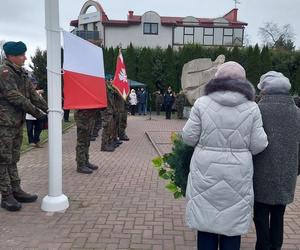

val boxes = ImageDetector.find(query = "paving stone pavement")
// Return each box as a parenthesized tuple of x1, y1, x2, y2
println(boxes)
(0, 115, 299, 250)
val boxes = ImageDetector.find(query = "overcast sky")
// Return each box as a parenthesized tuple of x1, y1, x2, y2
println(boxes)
(1, 0, 299, 69)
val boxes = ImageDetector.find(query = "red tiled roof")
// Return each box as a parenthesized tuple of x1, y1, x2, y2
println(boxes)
(70, 8, 247, 28)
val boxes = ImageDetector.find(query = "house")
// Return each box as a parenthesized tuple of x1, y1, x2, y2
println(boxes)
(70, 0, 247, 48)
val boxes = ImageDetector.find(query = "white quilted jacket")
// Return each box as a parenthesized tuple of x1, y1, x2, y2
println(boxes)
(182, 90, 268, 236)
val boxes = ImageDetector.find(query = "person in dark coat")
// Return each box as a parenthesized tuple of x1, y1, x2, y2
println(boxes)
(164, 86, 175, 119)
(138, 88, 147, 115)
(253, 71, 300, 250)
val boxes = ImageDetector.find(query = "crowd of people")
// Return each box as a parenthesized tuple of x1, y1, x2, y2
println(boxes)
(1, 40, 300, 250)
(127, 85, 188, 120)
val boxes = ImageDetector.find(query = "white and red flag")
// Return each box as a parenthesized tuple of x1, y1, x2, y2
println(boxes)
(63, 31, 107, 109)
(113, 51, 130, 100)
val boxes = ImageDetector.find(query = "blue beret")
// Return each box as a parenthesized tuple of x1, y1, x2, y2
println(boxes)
(3, 41, 27, 56)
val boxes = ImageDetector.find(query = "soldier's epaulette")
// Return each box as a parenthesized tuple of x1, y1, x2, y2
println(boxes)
(0, 66, 9, 80)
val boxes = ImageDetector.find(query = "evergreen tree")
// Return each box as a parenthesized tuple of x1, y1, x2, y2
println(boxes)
(152, 47, 164, 88)
(227, 46, 242, 63)
(245, 45, 261, 88)
(260, 46, 272, 75)
(272, 51, 291, 80)
(163, 46, 177, 91)
(103, 47, 115, 76)
(294, 66, 300, 95)
(30, 48, 47, 90)
(124, 43, 137, 80)
(136, 47, 154, 92)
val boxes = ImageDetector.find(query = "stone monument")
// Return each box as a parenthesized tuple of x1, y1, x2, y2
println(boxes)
(181, 55, 225, 105)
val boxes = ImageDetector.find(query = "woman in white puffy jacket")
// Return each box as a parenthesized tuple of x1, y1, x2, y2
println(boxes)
(129, 89, 137, 115)
(182, 61, 268, 250)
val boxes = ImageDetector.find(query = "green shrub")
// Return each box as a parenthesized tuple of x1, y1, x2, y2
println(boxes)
(152, 133, 194, 199)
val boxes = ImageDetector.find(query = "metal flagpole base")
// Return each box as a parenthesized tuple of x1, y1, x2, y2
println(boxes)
(41, 194, 69, 212)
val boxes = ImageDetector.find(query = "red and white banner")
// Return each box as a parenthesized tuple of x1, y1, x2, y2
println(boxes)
(113, 51, 130, 100)
(63, 32, 107, 109)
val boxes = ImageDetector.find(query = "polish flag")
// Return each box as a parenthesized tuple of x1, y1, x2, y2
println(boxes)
(63, 32, 107, 109)
(113, 51, 130, 100)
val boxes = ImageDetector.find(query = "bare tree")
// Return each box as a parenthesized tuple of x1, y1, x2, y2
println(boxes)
(0, 40, 6, 64)
(258, 22, 295, 50)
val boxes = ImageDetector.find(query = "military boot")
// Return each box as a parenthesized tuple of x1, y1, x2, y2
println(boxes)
(101, 144, 115, 152)
(13, 187, 38, 203)
(114, 139, 123, 147)
(119, 134, 129, 141)
(77, 165, 93, 174)
(1, 193, 22, 211)
(87, 162, 98, 170)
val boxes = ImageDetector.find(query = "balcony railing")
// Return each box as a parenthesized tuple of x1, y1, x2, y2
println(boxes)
(72, 30, 101, 41)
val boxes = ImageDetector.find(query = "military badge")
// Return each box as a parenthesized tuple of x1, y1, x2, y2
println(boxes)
(1, 68, 9, 79)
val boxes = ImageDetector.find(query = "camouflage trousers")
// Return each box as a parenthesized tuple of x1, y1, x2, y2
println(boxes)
(101, 109, 114, 146)
(156, 103, 162, 115)
(0, 126, 22, 195)
(177, 107, 184, 119)
(117, 111, 127, 138)
(91, 110, 102, 137)
(75, 118, 95, 168)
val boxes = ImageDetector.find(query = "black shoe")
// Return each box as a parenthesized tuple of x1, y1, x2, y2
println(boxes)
(87, 162, 98, 170)
(101, 144, 115, 152)
(77, 165, 93, 174)
(1, 194, 22, 211)
(115, 140, 123, 145)
(119, 135, 129, 141)
(13, 189, 38, 203)
(90, 137, 96, 141)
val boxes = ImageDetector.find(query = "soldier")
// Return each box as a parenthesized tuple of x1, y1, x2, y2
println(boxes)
(115, 92, 129, 141)
(175, 90, 186, 119)
(0, 41, 48, 212)
(153, 90, 163, 115)
(90, 109, 102, 141)
(75, 108, 98, 174)
(101, 81, 116, 152)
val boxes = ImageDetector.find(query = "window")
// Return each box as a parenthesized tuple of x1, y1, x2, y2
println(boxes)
(144, 23, 158, 35)
(174, 27, 184, 44)
(194, 28, 204, 44)
(203, 28, 213, 45)
(214, 28, 223, 45)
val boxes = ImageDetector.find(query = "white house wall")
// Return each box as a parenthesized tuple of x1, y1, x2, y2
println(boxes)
(105, 25, 173, 48)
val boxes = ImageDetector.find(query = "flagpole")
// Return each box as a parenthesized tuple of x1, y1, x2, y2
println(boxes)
(41, 0, 69, 212)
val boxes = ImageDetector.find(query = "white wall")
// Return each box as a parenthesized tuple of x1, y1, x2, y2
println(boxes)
(105, 25, 173, 48)
(105, 11, 173, 48)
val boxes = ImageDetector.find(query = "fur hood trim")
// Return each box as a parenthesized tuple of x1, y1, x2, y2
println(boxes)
(204, 77, 255, 101)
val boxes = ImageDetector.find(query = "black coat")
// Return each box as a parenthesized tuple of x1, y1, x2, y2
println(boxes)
(253, 94, 300, 205)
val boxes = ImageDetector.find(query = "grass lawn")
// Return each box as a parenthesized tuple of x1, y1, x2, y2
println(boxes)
(21, 112, 75, 152)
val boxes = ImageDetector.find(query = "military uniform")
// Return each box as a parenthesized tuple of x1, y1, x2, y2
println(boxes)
(175, 91, 186, 119)
(75, 109, 98, 174)
(101, 83, 116, 151)
(90, 109, 102, 140)
(154, 91, 163, 115)
(115, 93, 129, 141)
(0, 59, 48, 211)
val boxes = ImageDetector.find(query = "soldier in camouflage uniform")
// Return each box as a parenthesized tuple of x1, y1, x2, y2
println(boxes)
(90, 109, 102, 141)
(115, 92, 129, 141)
(0, 41, 48, 211)
(153, 90, 164, 115)
(101, 82, 116, 152)
(175, 90, 186, 119)
(75, 108, 99, 174)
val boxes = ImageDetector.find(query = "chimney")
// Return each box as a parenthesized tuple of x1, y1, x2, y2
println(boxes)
(128, 10, 134, 18)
